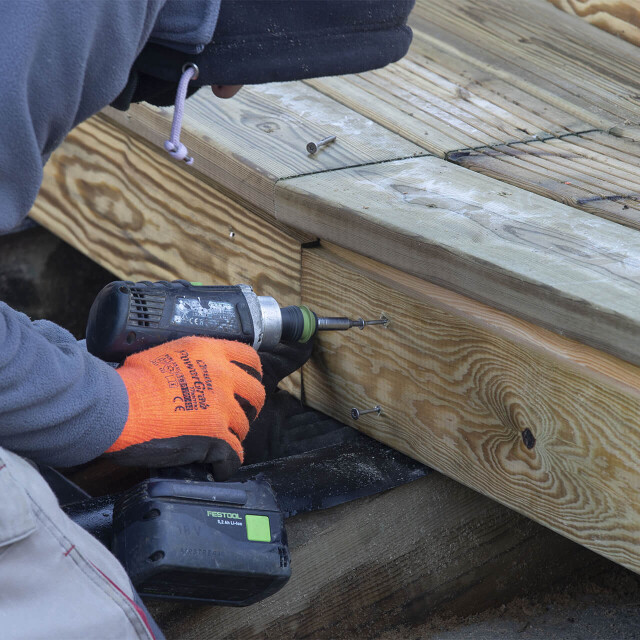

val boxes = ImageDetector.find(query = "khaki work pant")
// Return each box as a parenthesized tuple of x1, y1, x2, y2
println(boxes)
(0, 446, 161, 640)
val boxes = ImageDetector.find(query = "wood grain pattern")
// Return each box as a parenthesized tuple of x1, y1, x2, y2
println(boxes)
(308, 0, 640, 156)
(547, 0, 640, 47)
(308, 54, 582, 157)
(104, 81, 425, 215)
(610, 124, 640, 141)
(149, 474, 591, 639)
(34, 115, 301, 301)
(301, 244, 640, 573)
(276, 155, 640, 367)
(32, 115, 305, 394)
(307, 38, 586, 156)
(410, 0, 640, 129)
(450, 131, 640, 230)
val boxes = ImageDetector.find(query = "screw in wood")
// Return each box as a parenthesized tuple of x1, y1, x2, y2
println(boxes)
(306, 135, 337, 154)
(350, 405, 382, 420)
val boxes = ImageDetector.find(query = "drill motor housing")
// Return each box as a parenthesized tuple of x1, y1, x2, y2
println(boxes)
(86, 279, 383, 363)
(86, 280, 289, 361)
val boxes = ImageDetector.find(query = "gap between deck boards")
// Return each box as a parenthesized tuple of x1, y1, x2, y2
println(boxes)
(276, 126, 612, 190)
(444, 128, 603, 162)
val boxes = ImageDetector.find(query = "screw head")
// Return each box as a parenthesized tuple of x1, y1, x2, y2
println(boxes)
(306, 142, 318, 154)
(350, 408, 360, 420)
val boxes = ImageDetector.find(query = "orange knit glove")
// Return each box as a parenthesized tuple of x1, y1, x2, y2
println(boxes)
(106, 336, 265, 480)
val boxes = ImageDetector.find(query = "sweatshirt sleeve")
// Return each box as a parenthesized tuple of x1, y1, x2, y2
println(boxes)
(0, 0, 166, 233)
(0, 0, 221, 233)
(0, 303, 128, 466)
(0, 1, 220, 465)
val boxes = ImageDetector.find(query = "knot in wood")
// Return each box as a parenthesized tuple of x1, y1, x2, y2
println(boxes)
(257, 121, 280, 134)
(521, 428, 536, 450)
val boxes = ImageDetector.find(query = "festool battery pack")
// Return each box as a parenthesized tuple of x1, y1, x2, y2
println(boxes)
(111, 477, 290, 605)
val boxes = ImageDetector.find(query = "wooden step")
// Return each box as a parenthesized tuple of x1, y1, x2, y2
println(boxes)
(103, 81, 425, 215)
(300, 243, 640, 573)
(276, 155, 640, 367)
(33, 116, 303, 302)
(450, 130, 640, 230)
(308, 0, 640, 156)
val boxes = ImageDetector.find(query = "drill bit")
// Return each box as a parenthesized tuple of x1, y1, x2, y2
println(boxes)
(316, 316, 388, 331)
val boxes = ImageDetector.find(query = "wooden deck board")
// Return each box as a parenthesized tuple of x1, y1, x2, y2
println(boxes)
(450, 131, 640, 230)
(104, 81, 425, 215)
(307, 34, 588, 156)
(276, 155, 640, 367)
(412, 0, 640, 128)
(33, 116, 302, 302)
(308, 0, 640, 156)
(301, 244, 640, 573)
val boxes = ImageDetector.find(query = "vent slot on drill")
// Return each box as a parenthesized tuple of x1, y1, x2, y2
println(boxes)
(127, 288, 165, 328)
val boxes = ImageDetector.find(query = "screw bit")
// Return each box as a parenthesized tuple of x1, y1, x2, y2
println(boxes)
(316, 316, 388, 331)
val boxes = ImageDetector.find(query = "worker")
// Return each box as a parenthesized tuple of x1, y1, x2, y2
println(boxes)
(0, 1, 414, 638)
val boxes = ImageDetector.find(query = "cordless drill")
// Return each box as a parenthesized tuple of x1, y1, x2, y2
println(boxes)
(83, 280, 384, 605)
(86, 280, 385, 362)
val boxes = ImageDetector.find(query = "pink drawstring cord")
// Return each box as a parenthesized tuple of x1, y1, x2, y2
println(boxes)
(164, 63, 199, 165)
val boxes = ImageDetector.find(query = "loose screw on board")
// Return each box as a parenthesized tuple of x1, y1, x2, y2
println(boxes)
(350, 405, 382, 420)
(306, 135, 336, 154)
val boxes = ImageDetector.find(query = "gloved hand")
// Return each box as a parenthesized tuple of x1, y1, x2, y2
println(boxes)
(106, 336, 265, 480)
(242, 338, 360, 465)
(242, 339, 315, 464)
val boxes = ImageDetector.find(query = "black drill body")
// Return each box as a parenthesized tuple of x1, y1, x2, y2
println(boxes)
(86, 280, 310, 361)
(86, 280, 385, 362)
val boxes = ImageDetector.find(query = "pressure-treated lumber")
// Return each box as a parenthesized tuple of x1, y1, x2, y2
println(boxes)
(546, 0, 640, 48)
(307, 51, 584, 157)
(409, 0, 640, 128)
(103, 81, 425, 215)
(276, 156, 640, 367)
(300, 244, 640, 574)
(308, 0, 640, 156)
(148, 473, 591, 640)
(33, 115, 302, 304)
(449, 131, 640, 230)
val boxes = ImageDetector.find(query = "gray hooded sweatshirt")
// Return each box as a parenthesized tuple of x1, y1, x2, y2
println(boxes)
(0, 0, 220, 466)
